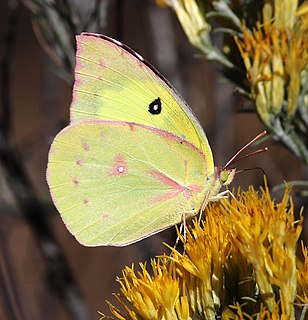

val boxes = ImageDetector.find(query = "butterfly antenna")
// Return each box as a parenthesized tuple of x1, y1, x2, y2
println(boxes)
(235, 166, 266, 176)
(224, 131, 267, 168)
(226, 147, 268, 168)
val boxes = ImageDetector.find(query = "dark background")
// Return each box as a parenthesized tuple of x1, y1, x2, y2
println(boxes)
(0, 1, 307, 319)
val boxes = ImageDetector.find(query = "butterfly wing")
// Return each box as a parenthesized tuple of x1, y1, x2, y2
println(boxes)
(71, 33, 214, 174)
(47, 121, 209, 246)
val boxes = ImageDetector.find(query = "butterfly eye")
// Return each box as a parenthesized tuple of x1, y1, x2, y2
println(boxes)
(219, 170, 230, 184)
(219, 168, 236, 186)
(148, 97, 162, 115)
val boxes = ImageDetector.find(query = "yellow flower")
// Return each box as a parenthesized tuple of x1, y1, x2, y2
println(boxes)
(101, 259, 192, 320)
(220, 184, 302, 318)
(235, 1, 308, 124)
(157, 0, 308, 163)
(168, 213, 232, 318)
(102, 183, 304, 319)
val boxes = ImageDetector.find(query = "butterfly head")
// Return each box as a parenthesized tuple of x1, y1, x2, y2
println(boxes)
(217, 167, 236, 186)
(204, 166, 236, 204)
(217, 131, 268, 187)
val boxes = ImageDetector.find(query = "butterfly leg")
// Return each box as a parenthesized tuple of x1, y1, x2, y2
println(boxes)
(173, 224, 183, 251)
(216, 189, 230, 199)
(211, 189, 245, 209)
(179, 212, 191, 253)
(178, 212, 188, 244)
(199, 190, 211, 224)
(173, 210, 193, 252)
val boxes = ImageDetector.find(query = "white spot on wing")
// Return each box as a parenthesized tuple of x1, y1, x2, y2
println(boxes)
(117, 166, 124, 173)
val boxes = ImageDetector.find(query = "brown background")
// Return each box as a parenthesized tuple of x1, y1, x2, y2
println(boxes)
(0, 1, 307, 319)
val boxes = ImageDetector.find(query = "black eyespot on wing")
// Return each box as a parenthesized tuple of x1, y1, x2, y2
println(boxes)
(148, 97, 162, 115)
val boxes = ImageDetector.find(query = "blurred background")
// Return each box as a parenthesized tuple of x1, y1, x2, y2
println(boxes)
(0, 0, 307, 319)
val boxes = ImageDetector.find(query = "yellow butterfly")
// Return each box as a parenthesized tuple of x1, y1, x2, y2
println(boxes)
(47, 33, 237, 246)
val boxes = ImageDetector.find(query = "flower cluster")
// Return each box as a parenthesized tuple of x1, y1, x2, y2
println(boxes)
(101, 184, 307, 319)
(158, 0, 308, 165)
(235, 1, 308, 164)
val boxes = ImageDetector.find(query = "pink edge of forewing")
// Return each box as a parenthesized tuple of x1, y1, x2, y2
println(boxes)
(140, 122, 206, 160)
(80, 32, 145, 69)
(79, 34, 184, 94)
(75, 35, 106, 72)
(61, 119, 206, 161)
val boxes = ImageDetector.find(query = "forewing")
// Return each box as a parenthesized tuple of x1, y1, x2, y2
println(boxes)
(71, 33, 214, 172)
(47, 121, 209, 246)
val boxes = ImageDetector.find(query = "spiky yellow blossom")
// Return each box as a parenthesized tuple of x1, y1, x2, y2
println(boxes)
(220, 184, 303, 318)
(101, 259, 192, 320)
(102, 183, 305, 319)
(168, 213, 232, 318)
(235, 1, 308, 124)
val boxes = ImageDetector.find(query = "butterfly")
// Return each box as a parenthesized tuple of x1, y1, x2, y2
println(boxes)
(46, 33, 236, 247)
